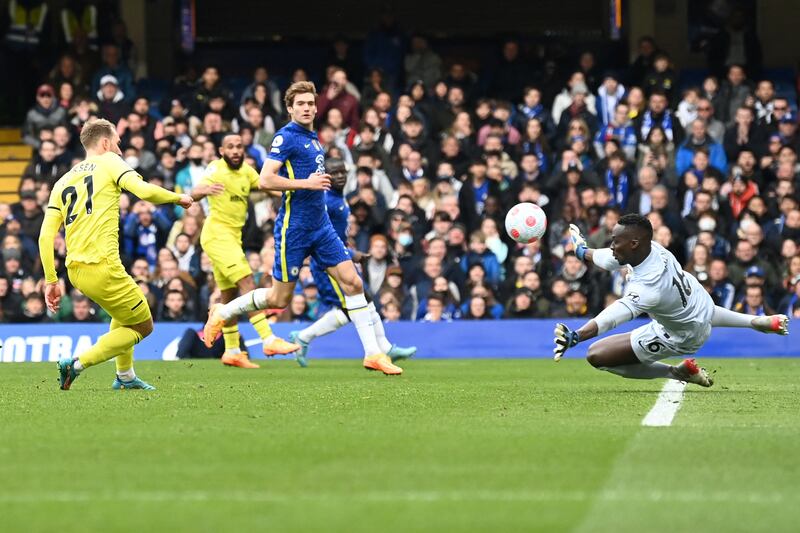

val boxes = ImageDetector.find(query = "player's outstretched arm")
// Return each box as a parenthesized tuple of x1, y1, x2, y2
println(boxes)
(119, 173, 193, 208)
(190, 183, 224, 201)
(259, 159, 331, 192)
(553, 299, 636, 361)
(568, 224, 621, 271)
(39, 207, 64, 312)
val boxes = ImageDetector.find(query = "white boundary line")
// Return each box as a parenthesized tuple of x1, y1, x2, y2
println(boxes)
(641, 379, 687, 427)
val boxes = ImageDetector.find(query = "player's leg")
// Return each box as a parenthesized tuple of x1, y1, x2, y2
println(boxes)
(290, 261, 349, 366)
(204, 279, 296, 345)
(203, 239, 260, 367)
(236, 274, 299, 356)
(110, 318, 158, 390)
(589, 323, 713, 386)
(364, 292, 416, 361)
(327, 259, 402, 375)
(112, 318, 135, 380)
(216, 285, 260, 369)
(711, 305, 789, 335)
(204, 227, 304, 345)
(586, 332, 678, 379)
(59, 262, 155, 390)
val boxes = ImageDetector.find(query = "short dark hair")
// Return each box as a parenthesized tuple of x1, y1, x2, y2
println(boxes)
(618, 213, 653, 241)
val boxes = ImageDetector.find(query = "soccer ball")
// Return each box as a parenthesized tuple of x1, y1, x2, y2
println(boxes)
(505, 202, 547, 244)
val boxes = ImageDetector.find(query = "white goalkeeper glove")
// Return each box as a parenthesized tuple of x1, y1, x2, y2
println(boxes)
(569, 224, 587, 261)
(553, 323, 580, 362)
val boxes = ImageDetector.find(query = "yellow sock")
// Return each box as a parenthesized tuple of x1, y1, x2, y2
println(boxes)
(223, 325, 240, 352)
(249, 313, 273, 340)
(109, 319, 134, 373)
(78, 326, 142, 369)
(115, 347, 134, 373)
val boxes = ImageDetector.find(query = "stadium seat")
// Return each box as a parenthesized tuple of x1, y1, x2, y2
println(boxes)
(0, 128, 26, 202)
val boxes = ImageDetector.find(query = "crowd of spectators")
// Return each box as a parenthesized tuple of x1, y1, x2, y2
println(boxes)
(2, 29, 800, 325)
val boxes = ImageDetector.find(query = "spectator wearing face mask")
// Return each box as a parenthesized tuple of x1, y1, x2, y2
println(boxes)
(174, 142, 207, 197)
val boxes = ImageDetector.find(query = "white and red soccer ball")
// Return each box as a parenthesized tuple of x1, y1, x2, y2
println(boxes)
(504, 202, 547, 244)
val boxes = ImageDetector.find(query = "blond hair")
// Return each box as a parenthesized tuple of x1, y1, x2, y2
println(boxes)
(79, 118, 116, 149)
(284, 81, 317, 109)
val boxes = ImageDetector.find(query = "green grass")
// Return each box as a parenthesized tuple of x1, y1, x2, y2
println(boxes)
(1, 358, 799, 532)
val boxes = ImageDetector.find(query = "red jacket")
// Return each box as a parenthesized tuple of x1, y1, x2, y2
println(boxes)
(317, 87, 360, 130)
(728, 180, 758, 218)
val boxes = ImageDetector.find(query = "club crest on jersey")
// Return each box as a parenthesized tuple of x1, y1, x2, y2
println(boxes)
(626, 292, 640, 303)
(291, 266, 300, 277)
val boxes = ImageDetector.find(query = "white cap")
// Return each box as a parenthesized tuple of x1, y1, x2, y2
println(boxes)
(100, 74, 119, 86)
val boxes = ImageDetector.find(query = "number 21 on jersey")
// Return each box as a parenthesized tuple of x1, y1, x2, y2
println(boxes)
(62, 174, 94, 225)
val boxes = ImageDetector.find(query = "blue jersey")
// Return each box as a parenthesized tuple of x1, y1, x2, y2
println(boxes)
(325, 189, 349, 242)
(309, 189, 352, 310)
(267, 121, 327, 227)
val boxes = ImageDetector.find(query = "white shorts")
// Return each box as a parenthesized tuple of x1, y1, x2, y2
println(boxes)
(630, 320, 712, 363)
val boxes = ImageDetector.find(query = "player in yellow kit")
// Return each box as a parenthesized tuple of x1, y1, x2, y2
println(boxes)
(39, 118, 193, 390)
(192, 133, 299, 368)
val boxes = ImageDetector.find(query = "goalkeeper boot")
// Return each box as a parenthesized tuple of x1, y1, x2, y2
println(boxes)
(203, 304, 226, 348)
(57, 357, 80, 390)
(363, 354, 402, 375)
(112, 376, 156, 390)
(752, 314, 789, 335)
(263, 336, 301, 357)
(674, 358, 713, 388)
(387, 344, 417, 362)
(221, 350, 260, 369)
(289, 331, 309, 367)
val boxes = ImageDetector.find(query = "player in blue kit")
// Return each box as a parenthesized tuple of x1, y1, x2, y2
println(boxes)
(288, 157, 417, 367)
(204, 82, 403, 375)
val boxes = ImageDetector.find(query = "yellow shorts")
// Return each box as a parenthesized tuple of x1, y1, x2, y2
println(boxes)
(201, 226, 251, 290)
(67, 259, 151, 325)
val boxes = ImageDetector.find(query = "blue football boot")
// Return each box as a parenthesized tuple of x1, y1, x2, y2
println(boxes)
(387, 344, 417, 362)
(289, 330, 309, 368)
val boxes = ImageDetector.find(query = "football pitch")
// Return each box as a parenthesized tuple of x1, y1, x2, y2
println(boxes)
(1, 358, 798, 532)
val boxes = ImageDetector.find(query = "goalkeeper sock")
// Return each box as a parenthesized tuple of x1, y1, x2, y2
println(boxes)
(219, 289, 270, 320)
(711, 306, 759, 328)
(299, 308, 348, 343)
(599, 362, 674, 380)
(78, 327, 143, 370)
(368, 302, 392, 353)
(345, 293, 380, 357)
(222, 325, 240, 352)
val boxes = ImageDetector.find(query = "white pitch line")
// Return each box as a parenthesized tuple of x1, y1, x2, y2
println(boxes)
(641, 379, 687, 427)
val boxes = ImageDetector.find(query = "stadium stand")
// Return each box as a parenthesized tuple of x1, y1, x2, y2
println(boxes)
(1, 3, 800, 328)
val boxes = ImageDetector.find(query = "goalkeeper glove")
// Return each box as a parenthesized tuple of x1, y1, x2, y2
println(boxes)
(553, 323, 579, 362)
(569, 224, 587, 261)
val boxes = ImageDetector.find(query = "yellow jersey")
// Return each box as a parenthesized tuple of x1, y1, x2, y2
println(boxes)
(46, 152, 180, 268)
(199, 159, 260, 231)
